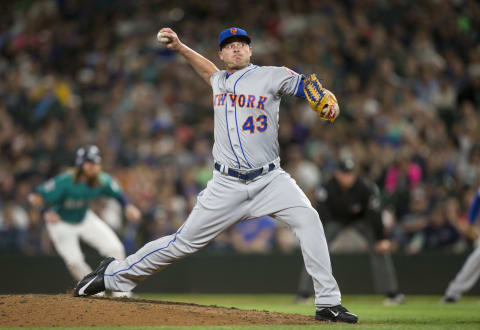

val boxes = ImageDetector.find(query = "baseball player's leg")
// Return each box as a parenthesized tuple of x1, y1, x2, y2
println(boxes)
(79, 210, 126, 260)
(369, 253, 399, 294)
(274, 206, 341, 307)
(46, 221, 92, 281)
(250, 170, 341, 307)
(296, 266, 314, 300)
(355, 222, 399, 295)
(78, 210, 131, 296)
(104, 172, 249, 292)
(296, 222, 343, 300)
(445, 244, 480, 299)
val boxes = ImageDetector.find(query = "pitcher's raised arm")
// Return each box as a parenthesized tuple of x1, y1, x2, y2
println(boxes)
(157, 27, 219, 85)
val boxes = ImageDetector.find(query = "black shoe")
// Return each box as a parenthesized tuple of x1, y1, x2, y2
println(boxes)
(315, 305, 358, 323)
(384, 293, 406, 306)
(441, 296, 459, 304)
(73, 257, 115, 297)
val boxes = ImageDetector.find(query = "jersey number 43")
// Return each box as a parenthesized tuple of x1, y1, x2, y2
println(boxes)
(242, 115, 267, 133)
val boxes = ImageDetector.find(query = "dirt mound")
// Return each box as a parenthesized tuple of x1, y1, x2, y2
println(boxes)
(0, 294, 319, 327)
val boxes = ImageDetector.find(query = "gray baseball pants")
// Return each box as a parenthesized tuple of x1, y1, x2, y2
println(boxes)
(445, 243, 480, 299)
(297, 221, 399, 296)
(104, 168, 341, 307)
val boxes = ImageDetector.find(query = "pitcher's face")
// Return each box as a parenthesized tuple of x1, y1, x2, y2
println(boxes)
(219, 41, 252, 72)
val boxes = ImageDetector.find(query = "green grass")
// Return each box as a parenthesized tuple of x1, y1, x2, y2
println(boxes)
(25, 294, 480, 330)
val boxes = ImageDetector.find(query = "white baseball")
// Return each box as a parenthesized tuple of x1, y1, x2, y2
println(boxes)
(157, 31, 171, 44)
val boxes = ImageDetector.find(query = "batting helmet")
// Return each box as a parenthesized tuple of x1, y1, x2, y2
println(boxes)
(75, 145, 101, 167)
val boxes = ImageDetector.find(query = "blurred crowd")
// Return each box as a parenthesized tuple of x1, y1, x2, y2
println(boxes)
(1, 0, 480, 256)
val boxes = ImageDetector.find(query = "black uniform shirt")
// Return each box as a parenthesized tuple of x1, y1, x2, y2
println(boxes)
(316, 176, 384, 239)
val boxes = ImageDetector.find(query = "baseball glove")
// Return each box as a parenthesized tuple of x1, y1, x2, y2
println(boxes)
(303, 74, 339, 122)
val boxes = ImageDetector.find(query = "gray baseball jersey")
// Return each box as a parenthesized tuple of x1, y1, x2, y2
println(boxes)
(102, 63, 342, 308)
(211, 64, 302, 169)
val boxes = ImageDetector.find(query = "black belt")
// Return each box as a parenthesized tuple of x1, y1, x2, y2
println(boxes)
(214, 162, 276, 181)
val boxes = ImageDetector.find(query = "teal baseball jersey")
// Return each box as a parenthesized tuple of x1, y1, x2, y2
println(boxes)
(36, 171, 124, 223)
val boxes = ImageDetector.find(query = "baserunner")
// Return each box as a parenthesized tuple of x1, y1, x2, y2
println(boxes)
(29, 145, 141, 297)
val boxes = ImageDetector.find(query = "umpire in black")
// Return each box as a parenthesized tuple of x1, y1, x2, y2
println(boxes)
(295, 156, 404, 305)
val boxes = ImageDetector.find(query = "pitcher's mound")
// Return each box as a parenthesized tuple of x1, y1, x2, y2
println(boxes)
(0, 294, 319, 327)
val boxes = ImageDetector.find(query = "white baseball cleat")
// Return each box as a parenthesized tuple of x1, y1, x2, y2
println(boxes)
(111, 291, 136, 298)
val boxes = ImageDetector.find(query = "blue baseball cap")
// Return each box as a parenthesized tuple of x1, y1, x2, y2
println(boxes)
(218, 27, 251, 49)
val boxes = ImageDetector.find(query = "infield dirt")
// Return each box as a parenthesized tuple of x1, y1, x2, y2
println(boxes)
(0, 294, 320, 327)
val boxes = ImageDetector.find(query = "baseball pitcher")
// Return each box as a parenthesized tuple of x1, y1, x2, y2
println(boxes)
(29, 145, 141, 296)
(73, 27, 357, 323)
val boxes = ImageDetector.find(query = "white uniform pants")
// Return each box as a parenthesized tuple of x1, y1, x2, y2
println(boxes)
(445, 242, 480, 299)
(47, 210, 126, 281)
(104, 169, 341, 307)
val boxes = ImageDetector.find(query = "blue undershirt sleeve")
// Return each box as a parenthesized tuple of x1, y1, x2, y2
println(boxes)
(468, 193, 480, 224)
(295, 76, 306, 99)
